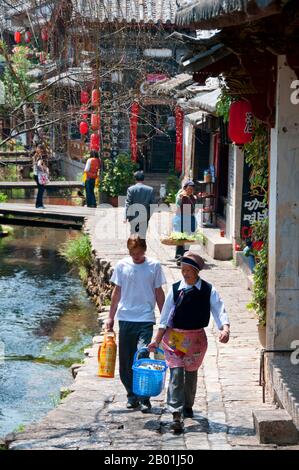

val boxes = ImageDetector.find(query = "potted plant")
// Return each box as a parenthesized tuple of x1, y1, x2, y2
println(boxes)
(100, 153, 136, 206)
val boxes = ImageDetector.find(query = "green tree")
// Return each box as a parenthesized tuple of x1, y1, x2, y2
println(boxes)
(100, 153, 137, 197)
(1, 43, 33, 110)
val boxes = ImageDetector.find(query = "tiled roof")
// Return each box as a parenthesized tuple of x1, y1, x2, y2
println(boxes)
(73, 0, 178, 24)
(176, 0, 284, 28)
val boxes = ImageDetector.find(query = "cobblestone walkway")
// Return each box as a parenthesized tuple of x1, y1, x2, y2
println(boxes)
(5, 208, 299, 450)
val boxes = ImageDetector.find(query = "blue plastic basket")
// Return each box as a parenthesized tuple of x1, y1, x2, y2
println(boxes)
(132, 347, 167, 397)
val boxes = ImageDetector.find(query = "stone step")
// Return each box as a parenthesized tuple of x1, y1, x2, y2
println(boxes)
(253, 407, 299, 445)
(201, 227, 232, 260)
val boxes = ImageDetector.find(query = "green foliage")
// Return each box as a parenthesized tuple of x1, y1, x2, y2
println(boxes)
(168, 231, 203, 242)
(216, 92, 233, 123)
(102, 296, 111, 306)
(59, 234, 92, 280)
(0, 165, 19, 182)
(244, 122, 269, 202)
(60, 388, 72, 400)
(100, 153, 137, 197)
(164, 173, 180, 204)
(243, 122, 269, 325)
(247, 218, 268, 326)
(0, 192, 8, 203)
(1, 43, 33, 109)
(13, 424, 26, 433)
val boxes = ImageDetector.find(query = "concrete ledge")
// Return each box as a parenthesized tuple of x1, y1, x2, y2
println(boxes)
(253, 408, 299, 445)
(268, 356, 299, 431)
(201, 228, 232, 260)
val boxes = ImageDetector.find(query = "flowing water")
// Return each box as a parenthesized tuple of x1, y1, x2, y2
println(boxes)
(0, 226, 98, 436)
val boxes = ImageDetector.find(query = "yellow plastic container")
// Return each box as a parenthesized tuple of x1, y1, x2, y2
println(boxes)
(98, 331, 117, 378)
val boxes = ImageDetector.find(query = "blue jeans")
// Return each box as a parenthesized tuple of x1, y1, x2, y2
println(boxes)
(85, 178, 96, 207)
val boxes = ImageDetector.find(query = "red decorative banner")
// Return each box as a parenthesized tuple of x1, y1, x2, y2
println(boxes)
(130, 102, 140, 162)
(175, 106, 184, 174)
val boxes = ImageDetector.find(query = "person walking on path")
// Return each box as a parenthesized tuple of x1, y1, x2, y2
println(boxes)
(34, 146, 49, 209)
(83, 150, 101, 208)
(173, 180, 198, 265)
(148, 251, 230, 432)
(105, 235, 166, 412)
(124, 171, 155, 239)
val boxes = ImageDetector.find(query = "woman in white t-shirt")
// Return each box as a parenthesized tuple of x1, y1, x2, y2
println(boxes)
(105, 235, 166, 412)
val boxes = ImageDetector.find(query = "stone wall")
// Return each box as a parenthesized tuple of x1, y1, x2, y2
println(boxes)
(85, 250, 114, 312)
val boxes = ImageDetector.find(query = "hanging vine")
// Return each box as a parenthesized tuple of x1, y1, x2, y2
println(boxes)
(244, 121, 269, 326)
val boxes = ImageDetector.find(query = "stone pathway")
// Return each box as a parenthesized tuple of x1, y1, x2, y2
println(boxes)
(5, 208, 299, 450)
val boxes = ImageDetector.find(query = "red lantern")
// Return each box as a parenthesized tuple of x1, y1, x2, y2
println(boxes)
(79, 121, 89, 135)
(90, 133, 100, 151)
(91, 113, 100, 130)
(80, 91, 89, 104)
(91, 89, 100, 107)
(80, 105, 88, 120)
(41, 27, 48, 41)
(14, 31, 21, 44)
(25, 30, 31, 43)
(228, 100, 253, 145)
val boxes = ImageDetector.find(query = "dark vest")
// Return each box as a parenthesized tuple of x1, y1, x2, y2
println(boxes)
(172, 279, 211, 330)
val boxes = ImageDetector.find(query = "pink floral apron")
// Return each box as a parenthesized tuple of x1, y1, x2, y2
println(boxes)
(162, 328, 208, 371)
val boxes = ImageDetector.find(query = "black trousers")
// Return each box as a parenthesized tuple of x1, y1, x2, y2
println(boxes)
(118, 321, 153, 401)
(34, 175, 45, 208)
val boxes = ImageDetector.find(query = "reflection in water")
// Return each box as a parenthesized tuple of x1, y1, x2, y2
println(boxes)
(0, 226, 98, 436)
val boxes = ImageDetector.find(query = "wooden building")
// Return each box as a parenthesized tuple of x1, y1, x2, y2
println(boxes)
(175, 0, 299, 432)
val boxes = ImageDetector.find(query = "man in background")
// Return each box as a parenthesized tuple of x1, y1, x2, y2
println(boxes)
(124, 171, 155, 238)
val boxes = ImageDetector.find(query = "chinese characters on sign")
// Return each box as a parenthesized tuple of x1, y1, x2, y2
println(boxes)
(241, 197, 268, 239)
(241, 160, 268, 240)
(244, 112, 253, 134)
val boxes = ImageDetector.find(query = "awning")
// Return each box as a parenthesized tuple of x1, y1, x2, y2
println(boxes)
(185, 110, 208, 126)
(187, 88, 222, 113)
(175, 0, 284, 28)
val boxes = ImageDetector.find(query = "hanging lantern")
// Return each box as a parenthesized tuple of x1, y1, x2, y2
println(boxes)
(80, 90, 89, 104)
(80, 105, 88, 120)
(91, 89, 100, 107)
(91, 113, 100, 130)
(79, 121, 89, 135)
(14, 31, 21, 44)
(90, 133, 100, 151)
(228, 100, 253, 145)
(25, 30, 31, 44)
(41, 27, 48, 41)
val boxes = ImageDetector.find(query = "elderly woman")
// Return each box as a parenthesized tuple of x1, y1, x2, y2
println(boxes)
(148, 251, 230, 432)
(173, 180, 198, 264)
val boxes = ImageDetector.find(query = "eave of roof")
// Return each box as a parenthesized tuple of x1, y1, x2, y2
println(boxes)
(148, 73, 194, 96)
(187, 88, 222, 113)
(175, 0, 284, 29)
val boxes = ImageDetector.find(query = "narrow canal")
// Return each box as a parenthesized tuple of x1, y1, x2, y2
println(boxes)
(0, 225, 98, 437)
